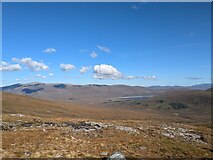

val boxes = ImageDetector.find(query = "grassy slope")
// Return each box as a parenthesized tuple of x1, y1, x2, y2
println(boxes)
(101, 89, 211, 123)
(2, 92, 171, 121)
(2, 92, 212, 158)
(142, 90, 211, 123)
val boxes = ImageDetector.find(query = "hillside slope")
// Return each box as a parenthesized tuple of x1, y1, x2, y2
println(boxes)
(1, 83, 157, 104)
(2, 92, 168, 120)
(102, 89, 211, 122)
(2, 82, 211, 105)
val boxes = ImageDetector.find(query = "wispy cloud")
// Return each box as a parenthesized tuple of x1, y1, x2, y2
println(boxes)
(48, 73, 54, 76)
(90, 51, 98, 58)
(42, 48, 56, 53)
(125, 75, 157, 80)
(142, 76, 157, 80)
(60, 63, 75, 71)
(80, 66, 91, 74)
(0, 61, 22, 71)
(185, 76, 202, 80)
(97, 45, 111, 53)
(131, 1, 147, 10)
(12, 58, 49, 71)
(36, 74, 47, 79)
(131, 4, 140, 10)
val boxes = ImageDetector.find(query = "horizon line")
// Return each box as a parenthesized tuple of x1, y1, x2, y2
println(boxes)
(1, 81, 212, 88)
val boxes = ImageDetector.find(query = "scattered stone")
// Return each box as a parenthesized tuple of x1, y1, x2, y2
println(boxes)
(100, 152, 108, 156)
(109, 151, 126, 160)
(55, 154, 63, 158)
(10, 114, 25, 117)
(160, 125, 206, 143)
(24, 151, 31, 156)
(115, 126, 139, 134)
(22, 123, 33, 127)
(139, 146, 147, 150)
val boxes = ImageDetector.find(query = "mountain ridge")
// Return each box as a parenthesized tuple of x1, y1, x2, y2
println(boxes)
(1, 82, 212, 90)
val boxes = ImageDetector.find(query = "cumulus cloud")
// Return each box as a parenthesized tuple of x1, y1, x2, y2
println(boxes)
(93, 64, 156, 81)
(42, 48, 56, 53)
(12, 58, 49, 71)
(97, 45, 111, 53)
(185, 76, 202, 80)
(0, 61, 22, 71)
(60, 63, 75, 71)
(93, 64, 123, 80)
(80, 66, 91, 74)
(90, 51, 98, 58)
(48, 73, 54, 76)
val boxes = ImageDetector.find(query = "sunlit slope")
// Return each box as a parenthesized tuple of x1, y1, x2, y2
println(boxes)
(2, 92, 169, 120)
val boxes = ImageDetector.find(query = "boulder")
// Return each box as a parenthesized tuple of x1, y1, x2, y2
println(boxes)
(108, 151, 126, 160)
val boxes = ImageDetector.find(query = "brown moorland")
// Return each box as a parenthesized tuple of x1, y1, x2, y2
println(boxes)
(1, 91, 212, 158)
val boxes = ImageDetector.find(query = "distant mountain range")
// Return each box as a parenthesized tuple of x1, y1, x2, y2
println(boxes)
(1, 82, 211, 105)
(2, 82, 211, 122)
(147, 83, 212, 90)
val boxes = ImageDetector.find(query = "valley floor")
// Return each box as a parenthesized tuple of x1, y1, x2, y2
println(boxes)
(1, 114, 212, 158)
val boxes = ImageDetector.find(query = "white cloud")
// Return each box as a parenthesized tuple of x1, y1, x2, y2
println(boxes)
(126, 75, 135, 80)
(80, 66, 91, 74)
(185, 76, 202, 80)
(0, 61, 22, 71)
(142, 76, 157, 80)
(93, 64, 123, 80)
(42, 48, 56, 53)
(93, 64, 156, 81)
(131, 1, 147, 10)
(60, 63, 75, 71)
(131, 4, 140, 10)
(15, 78, 20, 82)
(36, 74, 47, 79)
(1, 61, 7, 66)
(12, 58, 49, 71)
(90, 51, 98, 58)
(97, 45, 111, 53)
(48, 73, 54, 76)
(125, 75, 157, 80)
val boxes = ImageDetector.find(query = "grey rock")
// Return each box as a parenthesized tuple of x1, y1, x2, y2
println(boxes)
(100, 152, 108, 156)
(22, 123, 33, 127)
(109, 151, 126, 160)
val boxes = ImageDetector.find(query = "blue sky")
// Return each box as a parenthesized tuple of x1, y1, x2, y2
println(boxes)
(1, 2, 211, 86)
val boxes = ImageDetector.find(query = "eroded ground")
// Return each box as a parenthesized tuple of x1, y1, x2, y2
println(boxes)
(1, 114, 212, 158)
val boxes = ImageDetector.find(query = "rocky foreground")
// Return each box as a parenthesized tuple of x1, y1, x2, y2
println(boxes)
(1, 114, 212, 158)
